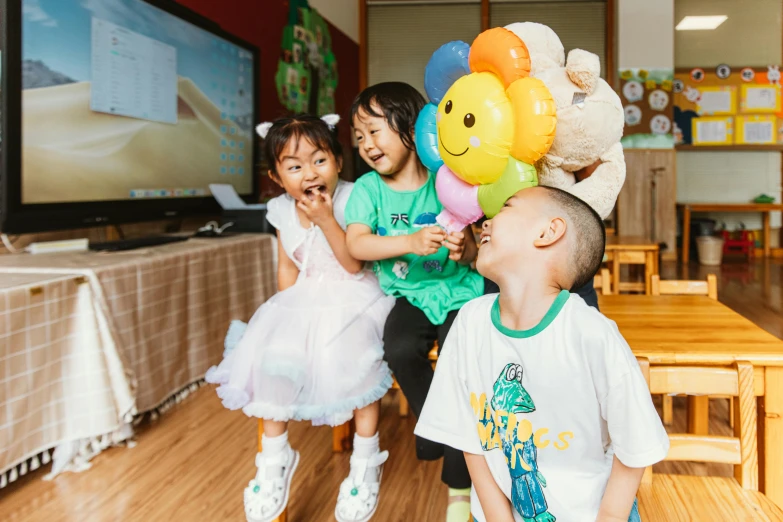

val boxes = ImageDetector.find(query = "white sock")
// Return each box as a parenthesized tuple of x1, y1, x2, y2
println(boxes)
(262, 431, 290, 455)
(258, 431, 291, 481)
(353, 432, 380, 459)
(352, 432, 381, 484)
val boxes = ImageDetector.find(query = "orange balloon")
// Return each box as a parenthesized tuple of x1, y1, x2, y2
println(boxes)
(507, 77, 557, 164)
(468, 27, 531, 88)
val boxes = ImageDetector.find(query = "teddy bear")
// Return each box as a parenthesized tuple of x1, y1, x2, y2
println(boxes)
(504, 22, 626, 219)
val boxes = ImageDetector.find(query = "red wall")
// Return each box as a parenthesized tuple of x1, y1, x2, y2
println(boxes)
(175, 0, 360, 193)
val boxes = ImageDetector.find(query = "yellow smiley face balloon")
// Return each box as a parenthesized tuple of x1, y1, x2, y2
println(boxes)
(437, 72, 514, 186)
(415, 27, 557, 232)
(428, 27, 556, 189)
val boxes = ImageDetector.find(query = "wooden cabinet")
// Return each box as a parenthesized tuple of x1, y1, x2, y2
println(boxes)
(617, 149, 677, 260)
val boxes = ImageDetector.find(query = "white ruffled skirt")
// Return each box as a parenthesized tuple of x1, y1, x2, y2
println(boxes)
(206, 272, 395, 426)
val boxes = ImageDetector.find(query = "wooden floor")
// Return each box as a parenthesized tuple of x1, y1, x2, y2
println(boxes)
(1, 258, 781, 521)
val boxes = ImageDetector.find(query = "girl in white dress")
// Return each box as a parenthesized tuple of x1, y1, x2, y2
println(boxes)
(206, 114, 394, 522)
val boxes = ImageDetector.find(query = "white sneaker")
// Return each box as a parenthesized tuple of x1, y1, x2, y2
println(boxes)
(244, 447, 299, 522)
(334, 450, 389, 522)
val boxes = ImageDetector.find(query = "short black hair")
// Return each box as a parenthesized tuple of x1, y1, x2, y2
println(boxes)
(540, 186, 606, 292)
(351, 82, 425, 151)
(263, 114, 342, 174)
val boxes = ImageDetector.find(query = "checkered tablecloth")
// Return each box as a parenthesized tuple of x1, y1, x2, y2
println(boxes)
(0, 235, 276, 482)
(0, 272, 134, 483)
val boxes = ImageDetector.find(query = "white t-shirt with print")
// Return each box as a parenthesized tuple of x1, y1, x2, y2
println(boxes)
(415, 291, 669, 522)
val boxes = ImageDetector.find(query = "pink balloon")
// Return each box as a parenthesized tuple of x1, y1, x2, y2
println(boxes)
(435, 165, 483, 234)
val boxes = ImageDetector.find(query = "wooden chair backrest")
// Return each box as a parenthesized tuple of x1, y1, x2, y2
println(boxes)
(593, 268, 612, 295)
(650, 274, 718, 300)
(636, 357, 758, 490)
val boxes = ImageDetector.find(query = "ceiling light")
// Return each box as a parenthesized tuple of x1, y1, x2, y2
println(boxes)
(676, 16, 727, 30)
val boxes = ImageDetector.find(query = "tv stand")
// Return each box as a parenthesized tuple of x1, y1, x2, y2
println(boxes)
(89, 235, 189, 252)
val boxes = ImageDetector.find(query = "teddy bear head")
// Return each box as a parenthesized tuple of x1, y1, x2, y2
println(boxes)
(505, 22, 624, 172)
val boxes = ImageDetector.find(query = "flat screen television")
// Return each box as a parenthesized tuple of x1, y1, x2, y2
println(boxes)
(0, 0, 260, 233)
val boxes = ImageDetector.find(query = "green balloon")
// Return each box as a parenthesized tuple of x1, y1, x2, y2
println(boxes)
(478, 158, 538, 217)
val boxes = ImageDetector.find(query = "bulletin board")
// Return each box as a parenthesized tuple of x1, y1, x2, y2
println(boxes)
(618, 68, 675, 149)
(673, 65, 783, 148)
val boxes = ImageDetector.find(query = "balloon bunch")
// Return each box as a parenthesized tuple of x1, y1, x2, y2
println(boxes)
(415, 27, 558, 233)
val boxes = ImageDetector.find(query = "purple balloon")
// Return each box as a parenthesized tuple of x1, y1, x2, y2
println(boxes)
(424, 41, 471, 104)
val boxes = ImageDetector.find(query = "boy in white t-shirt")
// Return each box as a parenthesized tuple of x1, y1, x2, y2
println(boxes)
(415, 187, 669, 522)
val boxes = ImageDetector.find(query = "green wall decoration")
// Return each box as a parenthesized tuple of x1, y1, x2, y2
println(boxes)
(275, 0, 338, 115)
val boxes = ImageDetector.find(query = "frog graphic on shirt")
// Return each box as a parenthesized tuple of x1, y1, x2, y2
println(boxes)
(480, 363, 556, 522)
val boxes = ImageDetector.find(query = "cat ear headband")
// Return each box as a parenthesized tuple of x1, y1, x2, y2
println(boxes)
(255, 114, 340, 139)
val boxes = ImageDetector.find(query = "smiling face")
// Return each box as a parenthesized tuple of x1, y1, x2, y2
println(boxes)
(476, 187, 552, 282)
(353, 105, 417, 176)
(272, 137, 341, 201)
(437, 72, 514, 186)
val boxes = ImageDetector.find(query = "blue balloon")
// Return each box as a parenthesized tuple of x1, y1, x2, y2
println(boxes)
(424, 40, 471, 104)
(415, 103, 443, 173)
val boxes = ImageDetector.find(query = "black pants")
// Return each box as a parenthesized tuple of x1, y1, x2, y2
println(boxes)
(482, 278, 600, 311)
(383, 298, 470, 489)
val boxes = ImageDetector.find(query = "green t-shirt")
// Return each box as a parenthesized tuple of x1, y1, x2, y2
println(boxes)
(345, 171, 484, 325)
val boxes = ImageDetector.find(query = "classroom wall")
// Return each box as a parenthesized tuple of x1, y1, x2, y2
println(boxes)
(310, 0, 359, 43)
(674, 0, 782, 233)
(618, 0, 674, 70)
(615, 0, 678, 255)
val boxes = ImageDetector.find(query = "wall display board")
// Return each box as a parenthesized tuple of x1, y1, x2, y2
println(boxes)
(619, 68, 675, 149)
(673, 65, 783, 148)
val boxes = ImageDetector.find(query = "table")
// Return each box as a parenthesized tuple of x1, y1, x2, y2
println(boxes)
(679, 203, 783, 263)
(0, 235, 276, 482)
(604, 236, 660, 294)
(0, 272, 134, 484)
(0, 235, 276, 412)
(599, 294, 783, 505)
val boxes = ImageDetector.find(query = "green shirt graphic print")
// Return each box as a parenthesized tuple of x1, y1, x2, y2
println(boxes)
(345, 170, 484, 325)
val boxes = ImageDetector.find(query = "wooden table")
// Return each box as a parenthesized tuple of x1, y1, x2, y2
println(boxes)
(604, 236, 660, 294)
(599, 294, 783, 505)
(679, 203, 783, 263)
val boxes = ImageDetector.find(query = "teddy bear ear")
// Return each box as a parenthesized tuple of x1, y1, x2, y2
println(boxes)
(565, 49, 601, 95)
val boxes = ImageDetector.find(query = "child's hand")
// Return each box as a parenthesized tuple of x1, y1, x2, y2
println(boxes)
(408, 226, 446, 256)
(297, 191, 334, 228)
(443, 231, 467, 262)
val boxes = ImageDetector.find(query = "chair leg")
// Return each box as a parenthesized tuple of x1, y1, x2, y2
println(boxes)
(729, 398, 735, 429)
(687, 396, 710, 435)
(399, 391, 410, 417)
(662, 395, 673, 425)
(332, 420, 355, 453)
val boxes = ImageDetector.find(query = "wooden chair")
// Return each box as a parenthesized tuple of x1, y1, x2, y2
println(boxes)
(651, 274, 721, 428)
(593, 268, 613, 295)
(635, 358, 783, 521)
(651, 274, 718, 300)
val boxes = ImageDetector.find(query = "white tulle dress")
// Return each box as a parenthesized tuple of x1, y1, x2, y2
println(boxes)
(206, 181, 395, 427)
